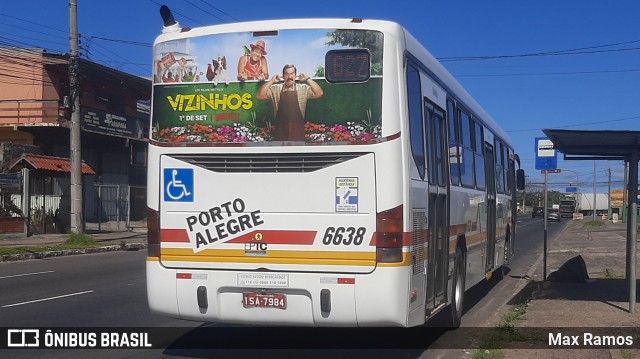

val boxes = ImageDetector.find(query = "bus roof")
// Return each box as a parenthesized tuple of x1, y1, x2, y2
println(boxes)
(155, 18, 403, 45)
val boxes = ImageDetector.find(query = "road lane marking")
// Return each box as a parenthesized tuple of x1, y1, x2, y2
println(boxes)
(0, 271, 55, 280)
(2, 290, 94, 308)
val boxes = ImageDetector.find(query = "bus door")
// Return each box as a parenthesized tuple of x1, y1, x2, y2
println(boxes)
(484, 142, 497, 272)
(424, 100, 450, 311)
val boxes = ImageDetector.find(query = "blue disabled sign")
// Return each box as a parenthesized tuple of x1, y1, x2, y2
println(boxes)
(164, 168, 194, 202)
(535, 137, 557, 171)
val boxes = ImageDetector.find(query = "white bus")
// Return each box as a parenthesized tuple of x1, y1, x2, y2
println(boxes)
(147, 7, 525, 328)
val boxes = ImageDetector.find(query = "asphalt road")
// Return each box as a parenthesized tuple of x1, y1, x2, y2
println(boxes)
(426, 215, 567, 358)
(460, 215, 566, 328)
(0, 215, 565, 358)
(0, 251, 201, 358)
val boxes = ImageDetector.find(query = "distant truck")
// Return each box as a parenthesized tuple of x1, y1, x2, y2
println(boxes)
(559, 199, 576, 218)
(576, 193, 609, 216)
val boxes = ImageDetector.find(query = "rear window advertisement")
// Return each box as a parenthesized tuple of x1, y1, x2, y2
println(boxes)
(152, 29, 383, 143)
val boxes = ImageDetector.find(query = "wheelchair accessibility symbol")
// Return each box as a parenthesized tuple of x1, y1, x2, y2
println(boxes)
(164, 168, 194, 202)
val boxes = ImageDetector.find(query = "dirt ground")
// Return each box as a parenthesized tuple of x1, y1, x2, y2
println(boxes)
(495, 221, 640, 359)
(432, 220, 640, 359)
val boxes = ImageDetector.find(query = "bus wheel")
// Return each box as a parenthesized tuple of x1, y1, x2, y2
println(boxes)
(496, 233, 512, 280)
(450, 248, 466, 328)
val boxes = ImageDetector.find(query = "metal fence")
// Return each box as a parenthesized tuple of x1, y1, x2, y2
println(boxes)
(0, 172, 146, 235)
(85, 183, 147, 232)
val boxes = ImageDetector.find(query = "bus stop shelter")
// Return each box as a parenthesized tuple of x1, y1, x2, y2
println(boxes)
(543, 129, 639, 313)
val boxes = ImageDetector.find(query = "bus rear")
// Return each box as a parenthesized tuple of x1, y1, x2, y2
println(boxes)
(147, 17, 412, 326)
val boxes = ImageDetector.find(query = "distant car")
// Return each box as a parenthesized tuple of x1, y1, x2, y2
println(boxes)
(532, 206, 544, 218)
(547, 208, 561, 222)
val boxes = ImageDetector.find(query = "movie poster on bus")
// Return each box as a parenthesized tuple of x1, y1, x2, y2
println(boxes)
(152, 29, 383, 144)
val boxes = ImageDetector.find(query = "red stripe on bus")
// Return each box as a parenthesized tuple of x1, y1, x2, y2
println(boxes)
(225, 230, 317, 245)
(160, 229, 316, 244)
(176, 273, 192, 279)
(161, 229, 190, 242)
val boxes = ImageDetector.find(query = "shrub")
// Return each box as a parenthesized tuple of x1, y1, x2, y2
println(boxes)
(64, 233, 96, 246)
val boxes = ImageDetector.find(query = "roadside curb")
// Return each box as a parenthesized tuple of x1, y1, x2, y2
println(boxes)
(512, 221, 632, 359)
(0, 243, 147, 263)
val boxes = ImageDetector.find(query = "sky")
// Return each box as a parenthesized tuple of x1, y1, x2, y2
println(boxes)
(1, 0, 639, 194)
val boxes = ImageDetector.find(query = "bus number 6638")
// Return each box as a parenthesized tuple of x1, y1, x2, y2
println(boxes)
(322, 227, 366, 245)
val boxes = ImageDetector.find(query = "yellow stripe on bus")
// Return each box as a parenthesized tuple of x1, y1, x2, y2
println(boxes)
(157, 250, 411, 267)
(160, 255, 374, 266)
(161, 248, 376, 260)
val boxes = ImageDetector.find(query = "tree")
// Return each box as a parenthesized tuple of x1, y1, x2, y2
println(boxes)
(325, 30, 383, 74)
(525, 190, 562, 207)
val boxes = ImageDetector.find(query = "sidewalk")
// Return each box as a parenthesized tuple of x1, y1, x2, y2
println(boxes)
(504, 219, 640, 358)
(0, 229, 147, 262)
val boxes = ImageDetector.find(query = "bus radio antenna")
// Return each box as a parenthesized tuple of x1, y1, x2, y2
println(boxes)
(160, 5, 181, 33)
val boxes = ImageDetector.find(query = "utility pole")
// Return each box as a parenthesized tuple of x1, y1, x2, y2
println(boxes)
(69, 0, 83, 234)
(543, 171, 548, 281)
(624, 162, 628, 222)
(593, 160, 597, 222)
(608, 168, 612, 220)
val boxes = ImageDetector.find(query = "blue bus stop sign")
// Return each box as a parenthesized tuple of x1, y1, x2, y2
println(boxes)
(535, 137, 557, 171)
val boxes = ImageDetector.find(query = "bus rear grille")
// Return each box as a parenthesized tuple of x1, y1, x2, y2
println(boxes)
(412, 210, 427, 275)
(169, 153, 363, 173)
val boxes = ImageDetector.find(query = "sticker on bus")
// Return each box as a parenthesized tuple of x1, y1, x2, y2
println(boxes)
(163, 168, 194, 202)
(335, 177, 359, 212)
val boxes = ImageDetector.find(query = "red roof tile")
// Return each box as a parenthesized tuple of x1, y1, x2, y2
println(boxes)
(13, 154, 96, 175)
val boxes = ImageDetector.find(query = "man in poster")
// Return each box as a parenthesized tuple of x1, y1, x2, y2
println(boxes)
(257, 64, 323, 141)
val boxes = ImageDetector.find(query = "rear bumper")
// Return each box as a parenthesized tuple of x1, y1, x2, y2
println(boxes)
(146, 259, 410, 327)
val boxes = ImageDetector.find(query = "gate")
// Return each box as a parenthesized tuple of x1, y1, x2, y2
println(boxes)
(0, 176, 147, 234)
(86, 184, 146, 232)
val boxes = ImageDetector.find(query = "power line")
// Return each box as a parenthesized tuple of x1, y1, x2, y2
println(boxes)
(0, 13, 67, 35)
(147, 0, 206, 26)
(82, 37, 148, 76)
(182, 0, 231, 23)
(507, 115, 640, 133)
(87, 36, 151, 48)
(194, 0, 240, 22)
(1, 12, 151, 75)
(3, 22, 68, 42)
(0, 31, 68, 49)
(455, 68, 640, 78)
(438, 39, 640, 62)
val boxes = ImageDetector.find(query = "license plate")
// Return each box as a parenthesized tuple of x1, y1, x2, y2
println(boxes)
(242, 293, 287, 309)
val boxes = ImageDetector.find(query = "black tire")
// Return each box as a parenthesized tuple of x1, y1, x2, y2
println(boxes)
(450, 248, 466, 328)
(494, 238, 510, 281)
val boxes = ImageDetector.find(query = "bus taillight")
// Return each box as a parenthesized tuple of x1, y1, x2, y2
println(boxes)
(376, 205, 403, 263)
(147, 207, 160, 257)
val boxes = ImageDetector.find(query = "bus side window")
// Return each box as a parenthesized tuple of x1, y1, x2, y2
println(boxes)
(495, 140, 505, 194)
(472, 120, 485, 190)
(407, 63, 425, 179)
(434, 108, 447, 187)
(447, 99, 461, 186)
(459, 110, 474, 188)
(424, 101, 435, 184)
